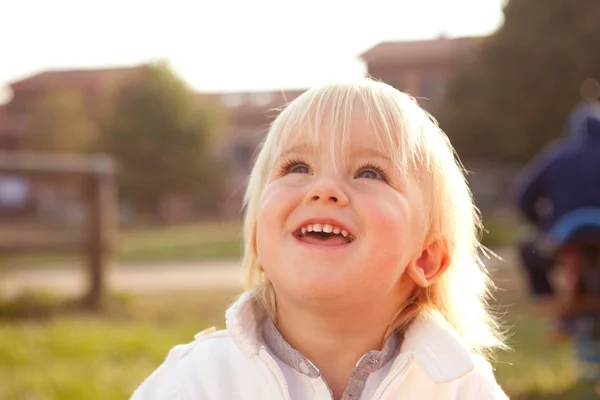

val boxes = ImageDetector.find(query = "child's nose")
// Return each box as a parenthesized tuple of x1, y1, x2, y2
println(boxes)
(305, 179, 349, 206)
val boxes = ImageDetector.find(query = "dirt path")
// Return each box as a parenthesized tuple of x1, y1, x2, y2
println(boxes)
(0, 259, 244, 297)
(0, 247, 516, 298)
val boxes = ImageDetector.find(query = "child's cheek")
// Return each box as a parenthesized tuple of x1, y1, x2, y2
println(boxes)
(262, 180, 295, 205)
(257, 181, 302, 231)
(370, 196, 418, 254)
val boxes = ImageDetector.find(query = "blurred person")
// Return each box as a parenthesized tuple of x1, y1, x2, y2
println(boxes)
(515, 82, 600, 299)
(131, 79, 508, 399)
(515, 79, 600, 384)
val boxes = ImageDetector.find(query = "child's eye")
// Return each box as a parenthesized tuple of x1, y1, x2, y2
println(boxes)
(280, 158, 311, 175)
(355, 164, 388, 181)
(356, 169, 380, 179)
(289, 164, 310, 174)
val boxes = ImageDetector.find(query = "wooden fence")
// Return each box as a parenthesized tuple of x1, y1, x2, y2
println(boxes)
(0, 152, 118, 310)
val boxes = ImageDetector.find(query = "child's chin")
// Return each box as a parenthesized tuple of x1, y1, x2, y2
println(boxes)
(289, 274, 355, 299)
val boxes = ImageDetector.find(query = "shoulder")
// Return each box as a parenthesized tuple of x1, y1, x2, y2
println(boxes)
(182, 327, 244, 364)
(130, 327, 245, 400)
(402, 316, 476, 382)
(408, 350, 508, 399)
(469, 355, 509, 400)
(401, 317, 509, 398)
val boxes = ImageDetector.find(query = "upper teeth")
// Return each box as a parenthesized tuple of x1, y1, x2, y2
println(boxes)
(300, 223, 349, 237)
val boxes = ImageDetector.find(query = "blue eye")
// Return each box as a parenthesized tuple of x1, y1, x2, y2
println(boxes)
(280, 158, 311, 175)
(357, 169, 381, 179)
(289, 164, 310, 174)
(355, 164, 388, 181)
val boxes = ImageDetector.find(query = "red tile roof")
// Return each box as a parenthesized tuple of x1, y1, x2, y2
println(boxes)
(10, 65, 147, 91)
(360, 36, 484, 66)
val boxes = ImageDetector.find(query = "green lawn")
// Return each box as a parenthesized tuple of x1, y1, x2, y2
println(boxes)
(0, 220, 244, 268)
(0, 291, 239, 400)
(481, 217, 525, 248)
(1, 258, 598, 400)
(4, 217, 583, 399)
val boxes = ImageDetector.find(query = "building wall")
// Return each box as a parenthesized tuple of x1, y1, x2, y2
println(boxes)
(363, 37, 483, 110)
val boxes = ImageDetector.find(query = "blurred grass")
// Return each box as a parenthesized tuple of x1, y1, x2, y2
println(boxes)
(0, 219, 243, 268)
(494, 316, 578, 398)
(0, 259, 598, 399)
(488, 256, 593, 399)
(0, 290, 238, 400)
(481, 216, 525, 248)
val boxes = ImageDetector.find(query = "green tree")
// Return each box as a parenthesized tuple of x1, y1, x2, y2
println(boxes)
(102, 62, 228, 217)
(438, 0, 600, 162)
(26, 89, 99, 153)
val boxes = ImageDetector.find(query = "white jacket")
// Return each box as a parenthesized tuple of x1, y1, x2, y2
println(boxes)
(131, 292, 509, 399)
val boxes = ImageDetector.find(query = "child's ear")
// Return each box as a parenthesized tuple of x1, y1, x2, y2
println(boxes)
(406, 239, 450, 287)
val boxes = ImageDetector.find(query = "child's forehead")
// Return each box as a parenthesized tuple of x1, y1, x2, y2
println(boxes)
(278, 136, 391, 166)
(276, 107, 399, 158)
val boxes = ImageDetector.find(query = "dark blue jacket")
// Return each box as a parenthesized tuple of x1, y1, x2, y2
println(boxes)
(515, 102, 600, 232)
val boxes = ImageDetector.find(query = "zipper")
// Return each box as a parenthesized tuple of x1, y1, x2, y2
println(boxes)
(372, 354, 414, 400)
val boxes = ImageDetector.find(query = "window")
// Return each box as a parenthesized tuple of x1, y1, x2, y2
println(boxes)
(251, 93, 274, 107)
(221, 93, 245, 108)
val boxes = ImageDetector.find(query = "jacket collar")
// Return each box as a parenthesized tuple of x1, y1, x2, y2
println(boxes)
(225, 291, 475, 383)
(400, 313, 475, 382)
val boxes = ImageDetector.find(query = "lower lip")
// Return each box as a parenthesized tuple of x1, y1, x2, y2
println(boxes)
(292, 235, 354, 249)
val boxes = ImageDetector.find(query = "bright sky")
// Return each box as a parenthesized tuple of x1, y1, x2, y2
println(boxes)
(1, 0, 505, 103)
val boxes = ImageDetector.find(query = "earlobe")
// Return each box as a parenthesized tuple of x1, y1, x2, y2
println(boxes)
(406, 240, 450, 287)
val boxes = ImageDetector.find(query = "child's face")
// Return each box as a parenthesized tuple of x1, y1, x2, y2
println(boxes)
(255, 105, 428, 306)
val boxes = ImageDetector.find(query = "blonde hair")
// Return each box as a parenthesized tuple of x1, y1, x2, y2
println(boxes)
(241, 78, 506, 356)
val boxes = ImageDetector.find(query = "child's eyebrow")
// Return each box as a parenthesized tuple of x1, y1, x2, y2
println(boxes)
(279, 145, 392, 164)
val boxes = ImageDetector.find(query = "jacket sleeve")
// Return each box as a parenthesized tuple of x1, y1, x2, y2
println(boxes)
(474, 380, 510, 400)
(514, 146, 558, 225)
(471, 355, 509, 400)
(130, 343, 195, 400)
(130, 365, 183, 400)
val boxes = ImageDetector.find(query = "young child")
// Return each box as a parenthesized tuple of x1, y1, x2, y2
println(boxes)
(131, 78, 509, 399)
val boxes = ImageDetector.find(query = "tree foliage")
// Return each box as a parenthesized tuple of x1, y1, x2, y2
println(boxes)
(438, 0, 600, 162)
(102, 62, 228, 216)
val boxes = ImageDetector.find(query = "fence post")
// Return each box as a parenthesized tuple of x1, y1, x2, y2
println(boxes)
(0, 152, 118, 309)
(84, 165, 118, 310)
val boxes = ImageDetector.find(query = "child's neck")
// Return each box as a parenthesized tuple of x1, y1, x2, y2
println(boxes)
(273, 295, 403, 400)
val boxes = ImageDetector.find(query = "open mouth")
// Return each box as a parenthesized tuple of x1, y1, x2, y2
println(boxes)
(293, 223, 356, 246)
